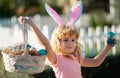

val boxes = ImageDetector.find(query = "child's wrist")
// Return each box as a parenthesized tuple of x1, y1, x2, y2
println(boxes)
(104, 44, 113, 51)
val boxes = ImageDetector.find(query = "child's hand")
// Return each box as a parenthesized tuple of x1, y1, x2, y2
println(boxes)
(18, 16, 30, 24)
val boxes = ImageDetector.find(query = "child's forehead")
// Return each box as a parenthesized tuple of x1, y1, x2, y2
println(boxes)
(62, 35, 77, 39)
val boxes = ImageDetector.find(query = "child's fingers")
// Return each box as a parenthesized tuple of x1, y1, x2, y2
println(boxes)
(18, 16, 29, 24)
(112, 38, 117, 44)
(18, 16, 25, 24)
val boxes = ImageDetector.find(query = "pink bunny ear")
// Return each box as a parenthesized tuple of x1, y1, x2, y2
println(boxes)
(45, 4, 64, 26)
(67, 0, 83, 26)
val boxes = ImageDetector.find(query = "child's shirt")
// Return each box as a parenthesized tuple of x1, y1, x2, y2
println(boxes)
(49, 54, 83, 78)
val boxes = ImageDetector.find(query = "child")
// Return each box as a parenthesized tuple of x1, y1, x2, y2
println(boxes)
(18, 1, 116, 78)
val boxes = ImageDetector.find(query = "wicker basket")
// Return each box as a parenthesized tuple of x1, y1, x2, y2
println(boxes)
(2, 20, 47, 74)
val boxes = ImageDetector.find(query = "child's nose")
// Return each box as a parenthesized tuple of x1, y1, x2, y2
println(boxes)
(67, 40, 73, 44)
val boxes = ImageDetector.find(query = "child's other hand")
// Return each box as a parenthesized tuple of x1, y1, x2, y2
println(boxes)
(18, 16, 30, 24)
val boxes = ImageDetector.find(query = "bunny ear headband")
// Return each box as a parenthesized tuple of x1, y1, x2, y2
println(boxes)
(45, 0, 83, 26)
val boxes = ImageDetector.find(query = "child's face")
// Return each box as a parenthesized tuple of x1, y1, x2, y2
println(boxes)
(59, 35, 77, 54)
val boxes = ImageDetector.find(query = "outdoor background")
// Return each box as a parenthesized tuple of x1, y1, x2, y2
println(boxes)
(0, 0, 120, 78)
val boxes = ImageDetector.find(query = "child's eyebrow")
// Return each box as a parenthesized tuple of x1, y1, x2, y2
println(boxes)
(62, 38, 68, 40)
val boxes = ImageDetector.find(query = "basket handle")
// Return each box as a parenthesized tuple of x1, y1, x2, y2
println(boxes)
(21, 19, 29, 57)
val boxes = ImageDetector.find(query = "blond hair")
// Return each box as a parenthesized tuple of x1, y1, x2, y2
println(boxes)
(51, 26, 82, 61)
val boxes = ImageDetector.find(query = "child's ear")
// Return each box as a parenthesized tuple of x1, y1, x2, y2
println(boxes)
(45, 4, 65, 26)
(67, 0, 83, 26)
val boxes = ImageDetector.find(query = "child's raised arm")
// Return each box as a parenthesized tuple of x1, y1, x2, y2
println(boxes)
(18, 16, 57, 65)
(80, 38, 116, 67)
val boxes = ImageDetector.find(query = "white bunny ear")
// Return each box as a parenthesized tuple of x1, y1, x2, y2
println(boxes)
(45, 4, 65, 26)
(67, 0, 83, 26)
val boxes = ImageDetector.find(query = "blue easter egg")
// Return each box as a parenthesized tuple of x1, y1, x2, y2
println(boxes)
(107, 32, 115, 45)
(27, 44, 32, 48)
(107, 32, 115, 39)
(107, 38, 114, 45)
(38, 49, 47, 55)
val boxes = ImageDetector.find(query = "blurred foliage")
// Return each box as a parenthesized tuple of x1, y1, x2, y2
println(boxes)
(0, 0, 15, 18)
(0, 0, 110, 17)
(0, 0, 62, 18)
(83, 0, 109, 13)
(89, 10, 112, 28)
(110, 0, 120, 25)
(0, 0, 120, 28)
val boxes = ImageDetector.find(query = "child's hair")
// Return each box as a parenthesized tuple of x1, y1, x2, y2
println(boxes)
(51, 26, 82, 61)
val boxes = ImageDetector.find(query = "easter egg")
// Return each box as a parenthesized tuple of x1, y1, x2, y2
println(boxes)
(107, 32, 115, 45)
(38, 49, 47, 55)
(107, 38, 114, 45)
(107, 32, 115, 39)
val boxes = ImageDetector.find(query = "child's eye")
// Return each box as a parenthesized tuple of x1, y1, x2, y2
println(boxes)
(72, 39, 76, 42)
(63, 39, 68, 42)
(72, 39, 75, 41)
